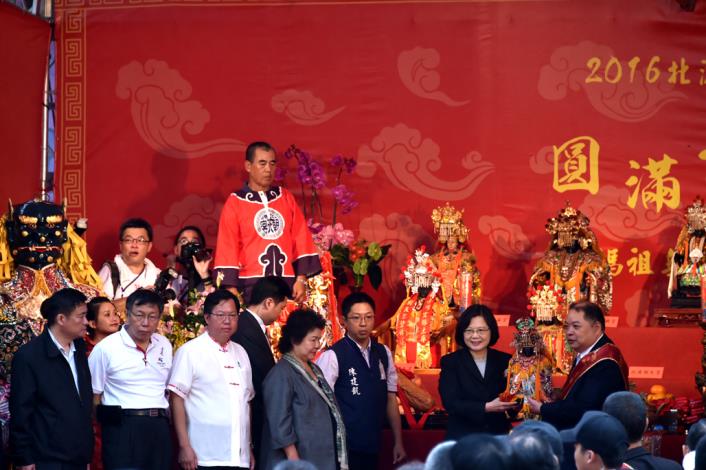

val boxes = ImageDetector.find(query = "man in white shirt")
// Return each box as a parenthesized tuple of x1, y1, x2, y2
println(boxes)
(98, 218, 161, 300)
(169, 289, 255, 470)
(88, 288, 173, 470)
(316, 292, 406, 470)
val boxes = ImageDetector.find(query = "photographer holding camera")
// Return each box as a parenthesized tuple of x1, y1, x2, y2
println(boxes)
(164, 226, 214, 303)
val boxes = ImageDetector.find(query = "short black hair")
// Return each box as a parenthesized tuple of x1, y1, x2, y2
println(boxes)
(451, 434, 512, 470)
(173, 225, 206, 247)
(454, 304, 500, 348)
(341, 292, 375, 318)
(245, 141, 275, 162)
(569, 301, 605, 331)
(687, 419, 706, 451)
(126, 288, 164, 316)
(277, 308, 326, 355)
(86, 296, 113, 337)
(507, 432, 559, 470)
(249, 276, 292, 306)
(119, 217, 153, 241)
(40, 288, 87, 326)
(203, 289, 240, 316)
(512, 420, 563, 463)
(602, 392, 646, 443)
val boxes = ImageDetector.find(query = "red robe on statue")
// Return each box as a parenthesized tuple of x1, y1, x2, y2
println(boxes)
(214, 185, 322, 295)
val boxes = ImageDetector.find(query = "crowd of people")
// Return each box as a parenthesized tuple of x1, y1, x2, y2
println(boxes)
(8, 284, 406, 470)
(3, 141, 701, 470)
(8, 282, 703, 470)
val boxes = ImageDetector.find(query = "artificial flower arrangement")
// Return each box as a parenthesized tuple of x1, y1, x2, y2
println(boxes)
(159, 273, 227, 349)
(527, 282, 565, 322)
(277, 145, 391, 290)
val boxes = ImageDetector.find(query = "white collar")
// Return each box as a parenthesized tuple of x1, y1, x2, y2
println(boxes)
(114, 254, 157, 276)
(119, 325, 154, 351)
(205, 331, 232, 352)
(347, 335, 371, 353)
(247, 309, 267, 334)
(48, 327, 76, 355)
(576, 333, 604, 361)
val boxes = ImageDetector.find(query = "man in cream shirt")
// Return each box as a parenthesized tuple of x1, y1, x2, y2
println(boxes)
(169, 289, 255, 470)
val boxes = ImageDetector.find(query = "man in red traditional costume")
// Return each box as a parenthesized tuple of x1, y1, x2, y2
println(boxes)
(214, 141, 322, 303)
(527, 301, 628, 430)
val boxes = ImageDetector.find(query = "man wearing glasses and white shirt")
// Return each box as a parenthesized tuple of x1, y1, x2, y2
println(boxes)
(169, 289, 255, 470)
(98, 218, 162, 300)
(88, 289, 173, 470)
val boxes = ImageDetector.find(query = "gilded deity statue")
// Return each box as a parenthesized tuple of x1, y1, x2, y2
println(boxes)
(0, 199, 103, 451)
(384, 246, 449, 369)
(267, 251, 344, 358)
(430, 203, 481, 310)
(500, 318, 554, 420)
(529, 203, 612, 373)
(669, 196, 706, 307)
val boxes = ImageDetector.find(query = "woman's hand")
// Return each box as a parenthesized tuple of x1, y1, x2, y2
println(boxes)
(193, 255, 212, 280)
(484, 397, 520, 413)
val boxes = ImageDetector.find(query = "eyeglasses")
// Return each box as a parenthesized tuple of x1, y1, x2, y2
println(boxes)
(210, 313, 238, 321)
(464, 328, 490, 336)
(347, 315, 374, 323)
(131, 313, 160, 323)
(122, 237, 150, 245)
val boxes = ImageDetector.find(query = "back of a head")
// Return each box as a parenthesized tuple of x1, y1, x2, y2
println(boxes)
(451, 434, 512, 470)
(424, 440, 455, 470)
(513, 420, 563, 463)
(249, 276, 292, 306)
(508, 431, 559, 470)
(602, 391, 647, 443)
(688, 419, 706, 451)
(272, 460, 317, 470)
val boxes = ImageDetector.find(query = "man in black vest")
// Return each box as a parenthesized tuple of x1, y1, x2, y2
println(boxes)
(231, 275, 291, 468)
(10, 288, 94, 470)
(317, 292, 406, 470)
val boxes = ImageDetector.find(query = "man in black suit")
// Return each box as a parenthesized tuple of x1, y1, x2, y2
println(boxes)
(232, 275, 291, 467)
(527, 301, 628, 430)
(603, 391, 681, 470)
(10, 288, 94, 470)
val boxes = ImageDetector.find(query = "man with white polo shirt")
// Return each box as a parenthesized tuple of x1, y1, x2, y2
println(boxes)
(168, 289, 255, 470)
(88, 288, 173, 470)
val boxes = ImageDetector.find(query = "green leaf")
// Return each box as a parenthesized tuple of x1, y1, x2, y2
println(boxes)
(353, 258, 369, 275)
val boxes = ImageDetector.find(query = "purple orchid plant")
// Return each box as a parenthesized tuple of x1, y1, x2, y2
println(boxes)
(277, 145, 358, 249)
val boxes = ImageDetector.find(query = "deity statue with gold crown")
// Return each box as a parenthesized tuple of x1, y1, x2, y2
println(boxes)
(500, 318, 554, 420)
(0, 199, 103, 451)
(529, 203, 612, 373)
(380, 246, 449, 369)
(669, 196, 706, 307)
(430, 203, 481, 311)
(266, 251, 344, 359)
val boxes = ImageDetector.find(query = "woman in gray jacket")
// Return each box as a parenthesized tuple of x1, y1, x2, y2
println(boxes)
(261, 308, 348, 470)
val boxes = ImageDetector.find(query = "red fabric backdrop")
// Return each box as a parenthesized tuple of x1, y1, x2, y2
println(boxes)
(54, 0, 706, 325)
(0, 3, 50, 205)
